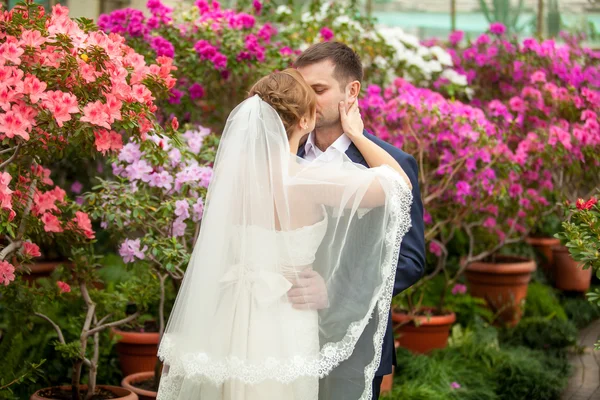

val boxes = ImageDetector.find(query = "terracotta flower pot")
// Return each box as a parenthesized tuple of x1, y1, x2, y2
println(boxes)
(525, 236, 561, 273)
(31, 385, 138, 400)
(379, 367, 394, 395)
(552, 246, 592, 292)
(19, 261, 62, 284)
(122, 371, 157, 400)
(113, 328, 160, 377)
(465, 255, 536, 326)
(391, 310, 456, 353)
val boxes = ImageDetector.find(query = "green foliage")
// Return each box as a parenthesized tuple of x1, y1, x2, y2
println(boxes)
(387, 321, 570, 400)
(524, 282, 568, 321)
(478, 0, 526, 33)
(562, 292, 600, 328)
(499, 317, 578, 353)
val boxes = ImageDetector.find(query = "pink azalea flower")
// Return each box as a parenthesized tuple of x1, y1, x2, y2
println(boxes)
(41, 213, 63, 233)
(80, 100, 111, 129)
(73, 211, 95, 239)
(57, 281, 71, 293)
(0, 260, 16, 286)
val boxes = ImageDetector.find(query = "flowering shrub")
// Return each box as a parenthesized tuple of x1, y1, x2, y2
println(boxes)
(83, 125, 217, 389)
(98, 0, 469, 129)
(86, 125, 217, 295)
(99, 0, 293, 128)
(269, 1, 468, 94)
(557, 194, 600, 348)
(0, 2, 174, 397)
(447, 26, 600, 206)
(0, 1, 174, 274)
(362, 77, 548, 314)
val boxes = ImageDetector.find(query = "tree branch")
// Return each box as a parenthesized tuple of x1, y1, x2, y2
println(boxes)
(0, 143, 22, 170)
(86, 311, 141, 337)
(34, 313, 66, 345)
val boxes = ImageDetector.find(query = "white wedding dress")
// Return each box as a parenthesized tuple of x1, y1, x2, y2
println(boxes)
(158, 209, 329, 400)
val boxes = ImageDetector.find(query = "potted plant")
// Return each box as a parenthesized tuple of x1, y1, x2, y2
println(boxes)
(85, 126, 218, 398)
(0, 2, 174, 398)
(447, 24, 600, 295)
(556, 193, 600, 346)
(361, 76, 520, 350)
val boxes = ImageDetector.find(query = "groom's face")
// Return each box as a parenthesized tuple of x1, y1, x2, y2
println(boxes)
(297, 59, 347, 129)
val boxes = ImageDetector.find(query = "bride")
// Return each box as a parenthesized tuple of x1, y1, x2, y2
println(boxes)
(156, 69, 413, 400)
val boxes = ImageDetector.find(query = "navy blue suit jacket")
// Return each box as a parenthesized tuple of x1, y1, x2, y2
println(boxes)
(298, 130, 425, 377)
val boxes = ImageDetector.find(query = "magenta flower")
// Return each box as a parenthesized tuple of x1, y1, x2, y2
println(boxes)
(320, 27, 334, 41)
(451, 284, 467, 295)
(450, 381, 461, 389)
(449, 30, 464, 46)
(489, 22, 506, 35)
(188, 82, 205, 100)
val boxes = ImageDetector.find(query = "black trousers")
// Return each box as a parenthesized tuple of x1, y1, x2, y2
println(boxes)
(372, 376, 383, 399)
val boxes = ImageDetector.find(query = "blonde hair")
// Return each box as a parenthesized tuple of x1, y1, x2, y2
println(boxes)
(248, 69, 316, 137)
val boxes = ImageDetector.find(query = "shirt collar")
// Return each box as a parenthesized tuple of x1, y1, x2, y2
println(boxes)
(304, 132, 352, 157)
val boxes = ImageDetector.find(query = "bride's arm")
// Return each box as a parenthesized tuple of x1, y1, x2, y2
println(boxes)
(341, 100, 412, 190)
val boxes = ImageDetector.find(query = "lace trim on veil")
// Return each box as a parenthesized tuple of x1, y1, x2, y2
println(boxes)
(157, 166, 413, 398)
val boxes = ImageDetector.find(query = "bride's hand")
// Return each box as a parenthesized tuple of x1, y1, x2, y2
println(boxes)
(339, 99, 364, 142)
(287, 268, 329, 310)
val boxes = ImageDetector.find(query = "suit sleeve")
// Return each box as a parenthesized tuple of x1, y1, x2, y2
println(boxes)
(393, 153, 425, 296)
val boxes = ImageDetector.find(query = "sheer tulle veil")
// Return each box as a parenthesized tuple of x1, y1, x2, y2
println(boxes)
(156, 95, 413, 400)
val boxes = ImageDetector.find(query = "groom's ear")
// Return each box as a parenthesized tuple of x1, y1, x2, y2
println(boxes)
(346, 80, 361, 102)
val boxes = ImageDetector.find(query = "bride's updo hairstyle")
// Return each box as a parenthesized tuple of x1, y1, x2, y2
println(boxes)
(248, 68, 317, 138)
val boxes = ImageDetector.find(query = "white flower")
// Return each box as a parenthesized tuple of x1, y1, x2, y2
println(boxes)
(333, 15, 351, 27)
(430, 45, 454, 67)
(298, 42, 310, 51)
(441, 69, 468, 86)
(276, 5, 291, 15)
(374, 55, 388, 68)
(301, 12, 313, 23)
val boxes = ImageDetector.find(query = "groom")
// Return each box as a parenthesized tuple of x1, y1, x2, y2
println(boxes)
(287, 42, 426, 399)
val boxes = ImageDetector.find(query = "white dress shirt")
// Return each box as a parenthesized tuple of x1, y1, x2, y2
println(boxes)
(303, 132, 352, 162)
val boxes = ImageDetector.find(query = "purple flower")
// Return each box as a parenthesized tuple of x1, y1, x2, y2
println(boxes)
(174, 199, 190, 219)
(198, 166, 213, 188)
(168, 148, 182, 166)
(71, 181, 83, 194)
(118, 143, 142, 164)
(450, 382, 461, 389)
(172, 217, 187, 237)
(119, 239, 147, 263)
(188, 83, 205, 100)
(126, 159, 153, 181)
(489, 22, 507, 35)
(148, 171, 173, 191)
(193, 197, 204, 222)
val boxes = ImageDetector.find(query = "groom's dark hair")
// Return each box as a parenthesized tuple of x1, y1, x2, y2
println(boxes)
(294, 42, 363, 87)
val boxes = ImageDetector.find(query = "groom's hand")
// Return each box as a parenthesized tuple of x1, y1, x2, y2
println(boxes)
(287, 268, 329, 310)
